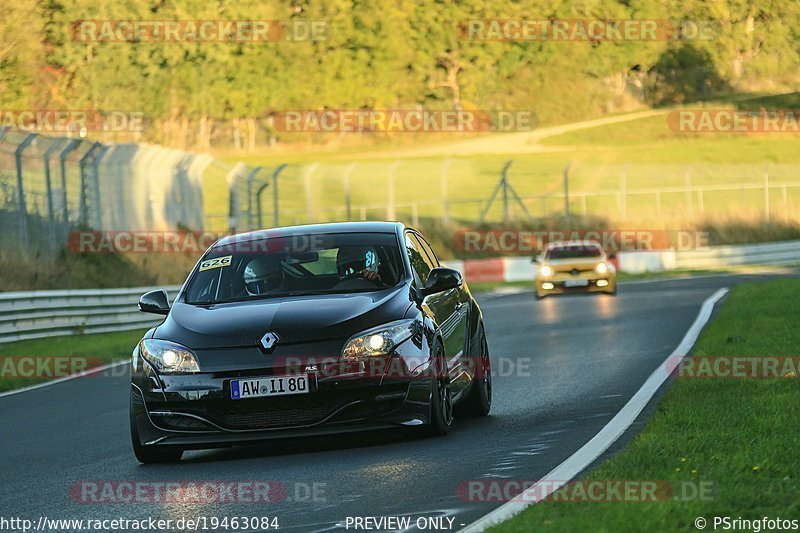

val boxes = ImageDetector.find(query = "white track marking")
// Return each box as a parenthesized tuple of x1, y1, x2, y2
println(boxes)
(0, 360, 130, 399)
(461, 287, 728, 532)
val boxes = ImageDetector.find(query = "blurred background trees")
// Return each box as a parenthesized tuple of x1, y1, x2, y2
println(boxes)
(1, 0, 797, 150)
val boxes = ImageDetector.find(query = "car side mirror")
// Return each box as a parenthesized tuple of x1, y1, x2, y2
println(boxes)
(608, 252, 618, 260)
(138, 289, 170, 315)
(421, 267, 463, 297)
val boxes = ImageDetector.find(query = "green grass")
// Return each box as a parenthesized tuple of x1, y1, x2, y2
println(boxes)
(0, 329, 146, 392)
(204, 104, 800, 231)
(493, 278, 800, 532)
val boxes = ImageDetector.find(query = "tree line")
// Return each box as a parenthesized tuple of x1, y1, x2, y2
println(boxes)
(1, 0, 797, 150)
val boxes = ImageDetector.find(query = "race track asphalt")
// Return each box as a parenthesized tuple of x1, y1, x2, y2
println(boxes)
(0, 273, 786, 532)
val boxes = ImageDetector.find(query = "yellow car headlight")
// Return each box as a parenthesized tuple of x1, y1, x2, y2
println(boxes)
(539, 265, 553, 277)
(596, 262, 609, 274)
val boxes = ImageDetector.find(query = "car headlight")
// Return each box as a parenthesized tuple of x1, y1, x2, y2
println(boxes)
(139, 339, 200, 373)
(539, 265, 553, 277)
(342, 319, 416, 360)
(596, 262, 609, 274)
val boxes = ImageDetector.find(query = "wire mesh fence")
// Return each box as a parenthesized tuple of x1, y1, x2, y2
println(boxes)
(0, 129, 260, 257)
(2, 127, 799, 261)
(241, 159, 800, 228)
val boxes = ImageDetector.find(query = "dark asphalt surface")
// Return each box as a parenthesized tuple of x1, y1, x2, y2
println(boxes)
(0, 273, 788, 532)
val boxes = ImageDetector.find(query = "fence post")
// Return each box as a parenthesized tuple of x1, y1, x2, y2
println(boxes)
(244, 166, 262, 230)
(14, 133, 37, 248)
(387, 160, 400, 220)
(782, 185, 788, 223)
(78, 142, 103, 227)
(44, 139, 63, 250)
(59, 140, 80, 226)
(563, 162, 572, 219)
(225, 161, 248, 233)
(303, 163, 318, 223)
(684, 168, 693, 218)
(91, 145, 108, 229)
(764, 168, 770, 222)
(255, 164, 286, 228)
(343, 162, 357, 221)
(43, 140, 64, 231)
(441, 158, 452, 225)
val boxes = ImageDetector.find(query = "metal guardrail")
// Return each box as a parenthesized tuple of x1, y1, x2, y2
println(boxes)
(1, 239, 799, 344)
(673, 240, 800, 269)
(0, 285, 181, 344)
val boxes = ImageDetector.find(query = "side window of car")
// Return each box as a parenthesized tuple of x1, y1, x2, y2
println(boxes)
(405, 233, 432, 286)
(416, 234, 440, 268)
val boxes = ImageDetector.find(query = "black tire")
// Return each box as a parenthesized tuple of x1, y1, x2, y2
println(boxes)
(130, 403, 183, 464)
(455, 325, 492, 417)
(425, 341, 453, 437)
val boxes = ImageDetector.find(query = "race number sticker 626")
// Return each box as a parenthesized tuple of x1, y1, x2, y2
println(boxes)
(199, 255, 232, 271)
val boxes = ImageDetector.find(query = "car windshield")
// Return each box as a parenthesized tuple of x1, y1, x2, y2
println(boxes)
(546, 244, 602, 260)
(185, 232, 405, 304)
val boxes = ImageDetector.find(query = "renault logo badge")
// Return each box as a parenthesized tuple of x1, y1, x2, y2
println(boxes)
(260, 332, 280, 351)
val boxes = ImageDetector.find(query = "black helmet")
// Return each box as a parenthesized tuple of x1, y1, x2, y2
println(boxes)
(336, 246, 380, 278)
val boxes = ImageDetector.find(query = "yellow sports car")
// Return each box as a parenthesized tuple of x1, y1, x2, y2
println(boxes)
(534, 241, 617, 299)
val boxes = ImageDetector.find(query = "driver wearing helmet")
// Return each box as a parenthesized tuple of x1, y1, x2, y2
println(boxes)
(243, 255, 284, 295)
(336, 245, 382, 283)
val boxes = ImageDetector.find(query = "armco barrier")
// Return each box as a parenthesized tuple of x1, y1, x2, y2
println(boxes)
(672, 240, 800, 270)
(0, 286, 181, 344)
(445, 240, 800, 281)
(1, 240, 798, 344)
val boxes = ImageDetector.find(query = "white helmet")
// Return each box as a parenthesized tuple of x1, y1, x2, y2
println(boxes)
(244, 256, 283, 295)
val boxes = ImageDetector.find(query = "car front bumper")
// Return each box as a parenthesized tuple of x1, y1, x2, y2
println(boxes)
(131, 344, 434, 449)
(535, 272, 616, 295)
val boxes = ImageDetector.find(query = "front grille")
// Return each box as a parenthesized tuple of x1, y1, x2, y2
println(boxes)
(204, 394, 335, 429)
(147, 383, 409, 432)
(554, 266, 594, 275)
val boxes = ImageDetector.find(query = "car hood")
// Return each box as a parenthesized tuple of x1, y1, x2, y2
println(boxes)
(546, 258, 603, 270)
(154, 286, 413, 349)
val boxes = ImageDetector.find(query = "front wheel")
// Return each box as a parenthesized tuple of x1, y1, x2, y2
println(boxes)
(130, 401, 183, 464)
(425, 343, 453, 436)
(455, 325, 492, 417)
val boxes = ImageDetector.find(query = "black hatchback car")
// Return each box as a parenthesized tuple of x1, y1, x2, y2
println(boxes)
(131, 222, 491, 462)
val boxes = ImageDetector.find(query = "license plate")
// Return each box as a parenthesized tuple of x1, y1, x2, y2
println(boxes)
(230, 375, 310, 400)
(564, 279, 589, 288)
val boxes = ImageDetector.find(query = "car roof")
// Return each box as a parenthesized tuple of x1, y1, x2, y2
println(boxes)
(212, 221, 405, 248)
(545, 240, 603, 250)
